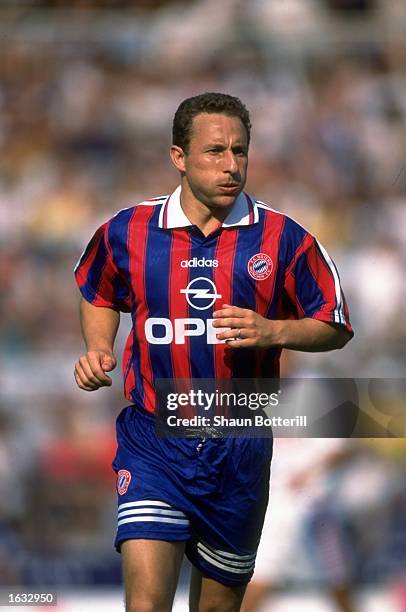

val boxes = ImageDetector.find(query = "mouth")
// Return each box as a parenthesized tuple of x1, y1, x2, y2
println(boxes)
(218, 184, 241, 194)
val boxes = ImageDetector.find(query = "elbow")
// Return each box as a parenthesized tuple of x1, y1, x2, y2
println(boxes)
(335, 328, 353, 350)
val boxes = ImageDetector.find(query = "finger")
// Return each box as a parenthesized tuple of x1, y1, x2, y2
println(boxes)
(212, 317, 246, 329)
(101, 355, 116, 372)
(76, 360, 105, 389)
(78, 357, 108, 386)
(216, 328, 253, 342)
(213, 306, 246, 319)
(80, 354, 111, 385)
(74, 370, 96, 392)
(87, 352, 114, 382)
(74, 365, 98, 391)
(223, 337, 253, 348)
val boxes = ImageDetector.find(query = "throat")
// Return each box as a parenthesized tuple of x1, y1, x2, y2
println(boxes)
(195, 218, 223, 237)
(181, 199, 232, 236)
(179, 185, 234, 235)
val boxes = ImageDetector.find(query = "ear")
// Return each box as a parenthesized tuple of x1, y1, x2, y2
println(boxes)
(170, 145, 186, 173)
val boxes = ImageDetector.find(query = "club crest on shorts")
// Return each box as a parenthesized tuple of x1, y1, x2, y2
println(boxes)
(117, 469, 132, 495)
(247, 253, 273, 280)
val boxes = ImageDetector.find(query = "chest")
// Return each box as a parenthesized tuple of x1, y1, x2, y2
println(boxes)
(122, 226, 285, 318)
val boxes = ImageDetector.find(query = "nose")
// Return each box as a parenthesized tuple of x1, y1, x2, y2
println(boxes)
(223, 150, 239, 175)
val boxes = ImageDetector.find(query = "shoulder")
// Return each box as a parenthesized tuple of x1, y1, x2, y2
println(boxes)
(107, 194, 168, 230)
(254, 198, 310, 242)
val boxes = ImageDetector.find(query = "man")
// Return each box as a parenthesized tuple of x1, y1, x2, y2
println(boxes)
(74, 92, 353, 612)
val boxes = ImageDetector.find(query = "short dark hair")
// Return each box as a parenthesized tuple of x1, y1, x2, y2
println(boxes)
(172, 92, 251, 153)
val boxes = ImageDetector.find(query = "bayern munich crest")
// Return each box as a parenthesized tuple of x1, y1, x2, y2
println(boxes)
(117, 469, 132, 495)
(247, 253, 273, 280)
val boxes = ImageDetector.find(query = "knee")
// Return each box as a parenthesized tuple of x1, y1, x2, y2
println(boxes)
(126, 594, 171, 612)
(125, 598, 149, 612)
(198, 596, 240, 612)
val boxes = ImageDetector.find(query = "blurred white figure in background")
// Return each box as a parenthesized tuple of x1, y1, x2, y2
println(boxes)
(242, 437, 357, 612)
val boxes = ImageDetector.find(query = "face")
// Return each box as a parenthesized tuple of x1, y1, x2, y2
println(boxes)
(171, 112, 249, 211)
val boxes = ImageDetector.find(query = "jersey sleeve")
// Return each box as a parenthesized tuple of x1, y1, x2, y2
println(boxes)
(283, 232, 353, 335)
(74, 221, 131, 312)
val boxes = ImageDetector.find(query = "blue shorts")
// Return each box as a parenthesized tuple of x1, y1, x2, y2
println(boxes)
(112, 405, 273, 586)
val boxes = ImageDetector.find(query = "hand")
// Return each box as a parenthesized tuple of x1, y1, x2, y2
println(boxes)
(212, 304, 281, 349)
(74, 350, 117, 391)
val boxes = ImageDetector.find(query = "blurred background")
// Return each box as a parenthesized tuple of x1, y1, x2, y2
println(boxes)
(0, 0, 405, 610)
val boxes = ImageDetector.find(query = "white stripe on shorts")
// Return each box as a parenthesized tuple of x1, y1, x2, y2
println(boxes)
(198, 540, 257, 561)
(118, 508, 186, 519)
(117, 516, 189, 528)
(197, 548, 255, 574)
(118, 500, 174, 511)
(197, 542, 256, 568)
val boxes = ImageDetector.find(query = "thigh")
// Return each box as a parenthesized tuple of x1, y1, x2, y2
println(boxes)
(189, 566, 246, 612)
(122, 539, 185, 611)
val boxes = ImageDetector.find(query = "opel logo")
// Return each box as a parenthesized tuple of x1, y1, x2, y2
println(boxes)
(180, 277, 222, 310)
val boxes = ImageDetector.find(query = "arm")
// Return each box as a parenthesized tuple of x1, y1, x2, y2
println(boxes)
(74, 298, 120, 391)
(266, 317, 351, 351)
(212, 305, 351, 351)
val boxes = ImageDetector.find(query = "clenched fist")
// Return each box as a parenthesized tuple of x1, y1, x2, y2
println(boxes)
(74, 350, 117, 391)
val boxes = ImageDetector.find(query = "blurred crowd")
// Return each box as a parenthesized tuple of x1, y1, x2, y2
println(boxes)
(0, 0, 405, 601)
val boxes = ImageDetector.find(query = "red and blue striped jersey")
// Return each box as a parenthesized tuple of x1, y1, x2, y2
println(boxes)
(75, 186, 353, 413)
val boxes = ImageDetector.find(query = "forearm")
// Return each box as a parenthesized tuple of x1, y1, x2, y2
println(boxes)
(213, 305, 352, 351)
(80, 298, 120, 352)
(271, 318, 351, 352)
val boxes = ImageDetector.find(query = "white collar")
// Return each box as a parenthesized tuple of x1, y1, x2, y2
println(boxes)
(158, 185, 259, 229)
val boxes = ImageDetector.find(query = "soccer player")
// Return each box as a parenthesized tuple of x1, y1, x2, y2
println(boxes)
(74, 92, 353, 612)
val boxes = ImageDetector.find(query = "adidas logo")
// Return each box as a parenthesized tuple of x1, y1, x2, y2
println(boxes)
(180, 258, 219, 268)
